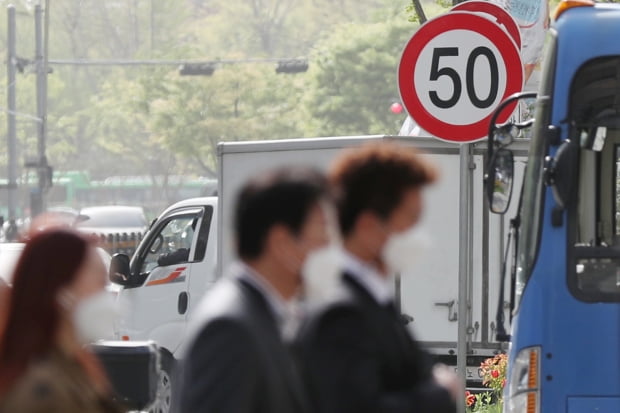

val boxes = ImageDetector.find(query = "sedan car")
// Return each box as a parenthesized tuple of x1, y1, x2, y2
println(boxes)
(76, 205, 148, 235)
(75, 206, 149, 256)
(0, 242, 118, 294)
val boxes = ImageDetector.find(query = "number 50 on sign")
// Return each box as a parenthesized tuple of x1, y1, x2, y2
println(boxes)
(398, 12, 523, 143)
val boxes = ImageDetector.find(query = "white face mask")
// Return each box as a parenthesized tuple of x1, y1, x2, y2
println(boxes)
(73, 291, 119, 343)
(381, 226, 431, 275)
(301, 244, 342, 303)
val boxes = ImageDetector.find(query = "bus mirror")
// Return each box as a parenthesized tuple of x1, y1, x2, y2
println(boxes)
(109, 253, 131, 286)
(487, 91, 537, 156)
(486, 148, 514, 214)
(547, 140, 579, 209)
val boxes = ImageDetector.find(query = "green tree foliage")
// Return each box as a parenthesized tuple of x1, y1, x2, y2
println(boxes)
(303, 19, 416, 137)
(0, 0, 421, 185)
(145, 64, 307, 176)
(186, 0, 401, 57)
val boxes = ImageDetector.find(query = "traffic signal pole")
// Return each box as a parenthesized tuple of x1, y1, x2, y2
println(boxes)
(32, 4, 50, 216)
(6, 5, 17, 221)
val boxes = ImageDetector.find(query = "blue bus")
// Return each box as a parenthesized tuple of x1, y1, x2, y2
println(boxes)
(486, 1, 620, 411)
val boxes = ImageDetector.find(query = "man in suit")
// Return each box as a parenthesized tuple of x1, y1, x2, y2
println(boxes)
(179, 167, 331, 413)
(296, 142, 460, 413)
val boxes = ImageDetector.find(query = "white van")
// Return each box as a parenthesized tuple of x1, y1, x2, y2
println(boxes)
(109, 197, 217, 413)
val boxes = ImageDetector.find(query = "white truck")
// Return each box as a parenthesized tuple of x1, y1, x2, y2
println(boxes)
(109, 134, 527, 413)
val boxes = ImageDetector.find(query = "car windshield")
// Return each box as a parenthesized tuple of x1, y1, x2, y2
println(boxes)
(78, 208, 147, 228)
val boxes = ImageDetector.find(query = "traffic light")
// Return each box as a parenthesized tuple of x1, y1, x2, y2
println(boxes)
(275, 59, 309, 74)
(178, 63, 215, 76)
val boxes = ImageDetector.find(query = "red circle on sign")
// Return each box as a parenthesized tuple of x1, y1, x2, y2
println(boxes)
(452, 1, 521, 50)
(398, 12, 523, 143)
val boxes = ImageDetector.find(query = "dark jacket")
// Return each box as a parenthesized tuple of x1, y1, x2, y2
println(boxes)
(295, 272, 457, 413)
(179, 271, 309, 413)
(0, 349, 122, 413)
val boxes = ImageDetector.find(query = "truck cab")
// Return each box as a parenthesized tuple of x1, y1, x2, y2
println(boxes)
(486, 2, 620, 411)
(109, 196, 217, 413)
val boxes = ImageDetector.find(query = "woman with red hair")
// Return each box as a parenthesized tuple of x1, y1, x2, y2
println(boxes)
(0, 228, 123, 412)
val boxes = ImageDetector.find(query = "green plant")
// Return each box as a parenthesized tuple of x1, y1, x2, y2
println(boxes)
(480, 353, 508, 394)
(465, 353, 507, 412)
(466, 391, 503, 413)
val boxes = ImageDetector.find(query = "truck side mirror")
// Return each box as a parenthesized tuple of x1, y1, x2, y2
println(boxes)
(486, 148, 514, 214)
(109, 253, 131, 286)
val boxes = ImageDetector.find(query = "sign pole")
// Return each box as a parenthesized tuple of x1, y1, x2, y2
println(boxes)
(457, 142, 473, 413)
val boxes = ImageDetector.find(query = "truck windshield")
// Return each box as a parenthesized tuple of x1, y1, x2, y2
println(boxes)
(514, 31, 557, 305)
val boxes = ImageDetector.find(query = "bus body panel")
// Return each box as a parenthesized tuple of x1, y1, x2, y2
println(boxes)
(506, 4, 620, 411)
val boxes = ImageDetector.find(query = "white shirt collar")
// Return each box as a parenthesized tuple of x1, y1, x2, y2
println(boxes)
(341, 250, 394, 305)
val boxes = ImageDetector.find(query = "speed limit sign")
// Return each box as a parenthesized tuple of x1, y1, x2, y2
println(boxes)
(398, 12, 523, 143)
(451, 1, 521, 50)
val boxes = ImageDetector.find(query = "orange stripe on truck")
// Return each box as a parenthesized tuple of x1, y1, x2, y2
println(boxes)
(146, 267, 187, 286)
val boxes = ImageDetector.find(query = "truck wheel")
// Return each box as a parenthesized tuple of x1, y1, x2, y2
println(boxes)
(150, 351, 175, 413)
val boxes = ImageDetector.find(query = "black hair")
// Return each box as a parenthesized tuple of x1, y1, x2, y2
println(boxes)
(329, 142, 437, 236)
(234, 167, 327, 260)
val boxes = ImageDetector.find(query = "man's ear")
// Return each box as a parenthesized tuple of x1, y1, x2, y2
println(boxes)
(264, 224, 295, 258)
(355, 211, 383, 235)
(353, 211, 387, 250)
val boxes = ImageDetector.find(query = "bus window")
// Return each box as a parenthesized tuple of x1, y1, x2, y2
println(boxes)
(615, 145, 620, 240)
(572, 129, 620, 300)
(568, 54, 620, 302)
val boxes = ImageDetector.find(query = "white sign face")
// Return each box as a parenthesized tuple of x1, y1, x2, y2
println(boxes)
(413, 29, 509, 126)
(398, 12, 523, 143)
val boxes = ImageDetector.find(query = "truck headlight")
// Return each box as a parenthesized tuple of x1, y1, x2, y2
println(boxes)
(505, 346, 540, 413)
